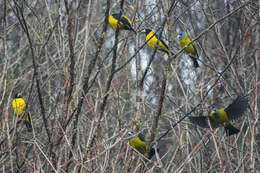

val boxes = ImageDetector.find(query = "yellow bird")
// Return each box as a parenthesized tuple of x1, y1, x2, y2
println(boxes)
(12, 93, 32, 132)
(108, 13, 136, 34)
(128, 131, 156, 159)
(144, 29, 170, 54)
(189, 95, 248, 136)
(177, 32, 199, 68)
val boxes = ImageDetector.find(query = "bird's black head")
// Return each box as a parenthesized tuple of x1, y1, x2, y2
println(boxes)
(14, 93, 22, 98)
(144, 29, 152, 35)
(111, 13, 120, 20)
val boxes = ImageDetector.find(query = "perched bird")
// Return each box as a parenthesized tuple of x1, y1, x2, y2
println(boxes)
(128, 131, 156, 159)
(144, 29, 171, 54)
(108, 13, 136, 34)
(12, 93, 32, 132)
(189, 95, 248, 136)
(177, 32, 199, 68)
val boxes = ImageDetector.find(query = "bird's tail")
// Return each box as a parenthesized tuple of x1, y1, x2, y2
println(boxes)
(148, 148, 155, 159)
(189, 55, 199, 68)
(148, 148, 159, 159)
(25, 113, 32, 132)
(225, 124, 239, 136)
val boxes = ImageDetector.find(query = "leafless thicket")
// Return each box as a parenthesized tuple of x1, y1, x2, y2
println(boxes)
(0, 0, 259, 172)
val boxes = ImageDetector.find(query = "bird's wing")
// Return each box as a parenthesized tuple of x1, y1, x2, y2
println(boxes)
(159, 38, 169, 50)
(156, 33, 169, 49)
(138, 133, 146, 142)
(120, 16, 132, 27)
(112, 14, 131, 25)
(225, 95, 248, 121)
(189, 116, 220, 129)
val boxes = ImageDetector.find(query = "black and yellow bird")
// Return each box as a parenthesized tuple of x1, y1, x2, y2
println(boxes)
(189, 95, 248, 136)
(144, 29, 171, 54)
(128, 131, 156, 159)
(177, 32, 199, 68)
(108, 12, 136, 34)
(12, 93, 32, 132)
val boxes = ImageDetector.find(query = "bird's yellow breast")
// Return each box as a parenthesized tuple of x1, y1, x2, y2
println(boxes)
(179, 35, 196, 55)
(210, 108, 230, 125)
(108, 14, 119, 31)
(12, 98, 26, 116)
(129, 136, 147, 154)
(145, 31, 168, 51)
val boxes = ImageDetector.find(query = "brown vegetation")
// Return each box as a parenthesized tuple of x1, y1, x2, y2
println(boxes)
(0, 0, 259, 172)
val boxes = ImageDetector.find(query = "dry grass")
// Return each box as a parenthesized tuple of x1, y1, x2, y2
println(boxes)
(0, 0, 259, 172)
